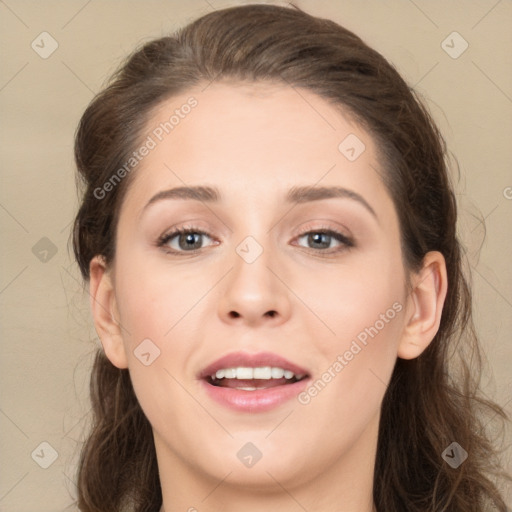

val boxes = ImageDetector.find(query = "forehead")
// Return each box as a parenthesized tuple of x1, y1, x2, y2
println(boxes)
(121, 82, 389, 213)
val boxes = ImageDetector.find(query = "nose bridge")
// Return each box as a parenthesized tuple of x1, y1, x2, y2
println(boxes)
(217, 230, 291, 325)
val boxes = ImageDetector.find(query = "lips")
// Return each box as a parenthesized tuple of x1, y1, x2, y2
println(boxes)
(198, 351, 311, 412)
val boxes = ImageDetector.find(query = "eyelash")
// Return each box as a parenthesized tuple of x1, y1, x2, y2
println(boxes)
(156, 224, 354, 257)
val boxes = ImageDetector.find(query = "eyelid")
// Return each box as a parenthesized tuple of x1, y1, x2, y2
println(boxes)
(292, 219, 353, 242)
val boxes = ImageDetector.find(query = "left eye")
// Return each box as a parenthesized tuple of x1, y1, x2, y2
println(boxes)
(296, 230, 351, 250)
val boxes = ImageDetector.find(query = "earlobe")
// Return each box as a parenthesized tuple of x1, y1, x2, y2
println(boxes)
(397, 251, 448, 360)
(89, 256, 128, 369)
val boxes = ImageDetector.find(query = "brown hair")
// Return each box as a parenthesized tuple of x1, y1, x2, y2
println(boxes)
(72, 4, 510, 511)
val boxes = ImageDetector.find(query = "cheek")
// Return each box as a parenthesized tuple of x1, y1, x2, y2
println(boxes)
(295, 253, 405, 413)
(298, 254, 405, 350)
(308, 283, 403, 406)
(113, 257, 205, 343)
(112, 261, 200, 434)
(112, 255, 211, 402)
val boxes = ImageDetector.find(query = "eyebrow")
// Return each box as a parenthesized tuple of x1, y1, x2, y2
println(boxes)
(143, 185, 377, 219)
(286, 185, 377, 218)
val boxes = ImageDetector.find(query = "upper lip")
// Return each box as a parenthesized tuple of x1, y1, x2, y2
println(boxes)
(198, 351, 310, 379)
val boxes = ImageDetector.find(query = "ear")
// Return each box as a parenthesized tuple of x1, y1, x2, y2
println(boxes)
(89, 256, 128, 369)
(398, 251, 448, 360)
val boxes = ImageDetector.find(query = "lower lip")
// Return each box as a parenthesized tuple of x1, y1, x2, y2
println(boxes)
(201, 378, 310, 412)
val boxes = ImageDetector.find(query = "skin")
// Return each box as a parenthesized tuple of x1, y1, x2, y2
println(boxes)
(90, 82, 447, 511)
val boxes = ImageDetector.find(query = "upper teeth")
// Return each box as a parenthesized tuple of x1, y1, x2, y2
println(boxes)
(212, 367, 303, 380)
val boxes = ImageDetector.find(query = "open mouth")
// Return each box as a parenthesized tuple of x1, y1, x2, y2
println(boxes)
(199, 352, 311, 411)
(206, 366, 308, 391)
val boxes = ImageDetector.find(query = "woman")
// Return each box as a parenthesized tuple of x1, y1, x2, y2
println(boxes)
(72, 4, 510, 511)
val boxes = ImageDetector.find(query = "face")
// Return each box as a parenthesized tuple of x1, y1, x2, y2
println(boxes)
(99, 82, 417, 493)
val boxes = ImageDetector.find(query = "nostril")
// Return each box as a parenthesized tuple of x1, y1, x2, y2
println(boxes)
(227, 310, 277, 319)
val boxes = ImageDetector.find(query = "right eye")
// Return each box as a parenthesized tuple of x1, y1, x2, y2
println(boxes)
(157, 227, 217, 254)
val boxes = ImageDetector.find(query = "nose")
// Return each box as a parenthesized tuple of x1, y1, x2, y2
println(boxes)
(217, 244, 292, 327)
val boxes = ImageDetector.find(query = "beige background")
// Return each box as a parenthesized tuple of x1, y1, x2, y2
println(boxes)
(0, 1, 510, 510)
